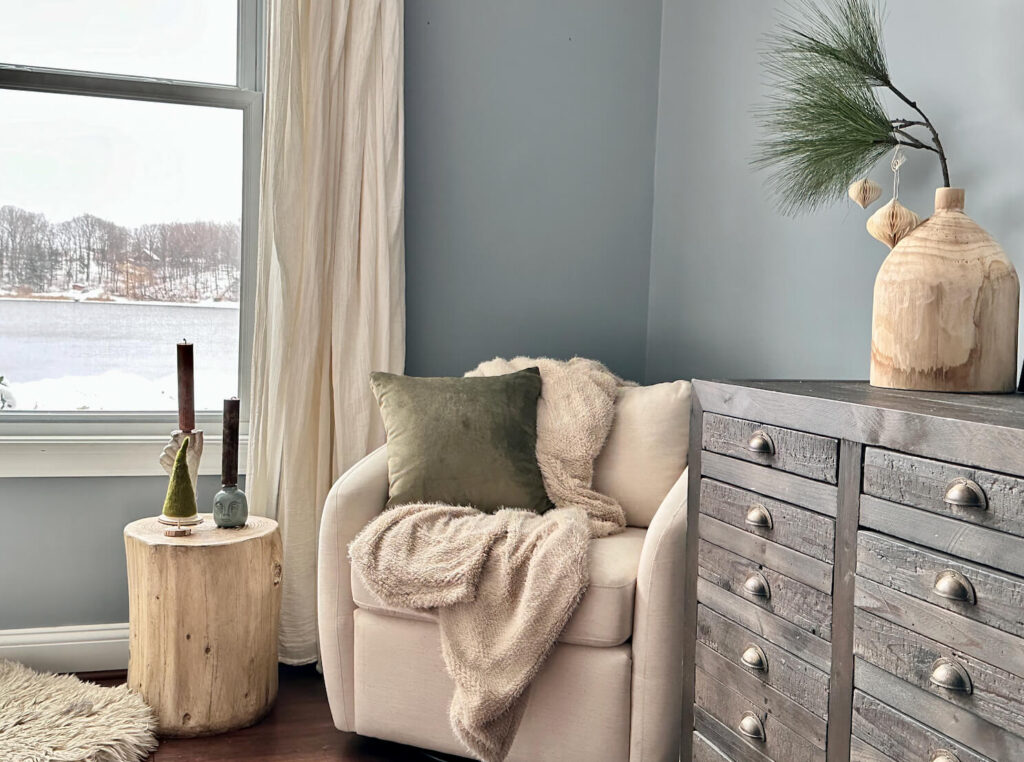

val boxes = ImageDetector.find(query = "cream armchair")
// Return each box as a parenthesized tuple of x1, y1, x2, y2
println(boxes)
(318, 381, 691, 762)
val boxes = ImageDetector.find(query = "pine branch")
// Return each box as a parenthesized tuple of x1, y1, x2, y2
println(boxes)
(755, 0, 952, 214)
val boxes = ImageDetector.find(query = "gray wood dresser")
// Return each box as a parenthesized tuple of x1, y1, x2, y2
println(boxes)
(682, 380, 1024, 762)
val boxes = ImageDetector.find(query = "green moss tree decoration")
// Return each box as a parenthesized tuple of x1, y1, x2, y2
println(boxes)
(162, 437, 198, 520)
(755, 0, 951, 215)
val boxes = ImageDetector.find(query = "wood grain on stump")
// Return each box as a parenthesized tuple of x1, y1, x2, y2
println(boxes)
(124, 514, 283, 737)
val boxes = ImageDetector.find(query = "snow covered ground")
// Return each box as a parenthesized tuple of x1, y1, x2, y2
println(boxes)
(7, 368, 238, 412)
(0, 288, 239, 309)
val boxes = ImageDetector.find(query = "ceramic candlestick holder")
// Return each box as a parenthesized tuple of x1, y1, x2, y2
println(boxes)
(213, 484, 248, 529)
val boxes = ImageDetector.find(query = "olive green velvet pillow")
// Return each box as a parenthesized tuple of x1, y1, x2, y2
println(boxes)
(370, 368, 551, 514)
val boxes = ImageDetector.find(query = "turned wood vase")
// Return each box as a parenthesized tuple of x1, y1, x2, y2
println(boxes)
(871, 187, 1020, 393)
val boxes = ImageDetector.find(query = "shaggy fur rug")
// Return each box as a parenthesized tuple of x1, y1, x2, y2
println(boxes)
(0, 659, 157, 762)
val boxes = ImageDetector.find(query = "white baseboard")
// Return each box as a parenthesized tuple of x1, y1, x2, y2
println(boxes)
(0, 623, 129, 673)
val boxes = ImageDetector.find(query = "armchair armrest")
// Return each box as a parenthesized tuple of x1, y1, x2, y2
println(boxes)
(317, 445, 389, 731)
(630, 466, 689, 762)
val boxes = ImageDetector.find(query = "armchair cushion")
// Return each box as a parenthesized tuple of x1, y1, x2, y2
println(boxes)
(351, 526, 647, 648)
(593, 380, 691, 527)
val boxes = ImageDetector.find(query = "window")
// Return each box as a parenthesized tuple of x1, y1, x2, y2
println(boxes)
(0, 1, 261, 426)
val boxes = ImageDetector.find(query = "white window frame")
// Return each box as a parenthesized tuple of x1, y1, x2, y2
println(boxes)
(0, 0, 263, 478)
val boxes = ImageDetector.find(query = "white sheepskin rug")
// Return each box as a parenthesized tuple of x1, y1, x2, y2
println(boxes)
(0, 659, 157, 762)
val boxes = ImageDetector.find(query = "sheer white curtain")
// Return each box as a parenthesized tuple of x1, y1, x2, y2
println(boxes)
(248, 0, 405, 665)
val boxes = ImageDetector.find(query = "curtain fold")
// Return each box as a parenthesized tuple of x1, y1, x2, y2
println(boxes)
(248, 0, 405, 665)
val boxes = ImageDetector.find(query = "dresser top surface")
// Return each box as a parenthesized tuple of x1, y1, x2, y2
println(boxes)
(694, 379, 1024, 433)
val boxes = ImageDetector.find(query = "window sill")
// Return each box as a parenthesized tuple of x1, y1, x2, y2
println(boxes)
(0, 434, 248, 479)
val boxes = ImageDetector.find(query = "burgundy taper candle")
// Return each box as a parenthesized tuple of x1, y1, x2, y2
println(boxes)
(176, 341, 195, 432)
(222, 397, 239, 487)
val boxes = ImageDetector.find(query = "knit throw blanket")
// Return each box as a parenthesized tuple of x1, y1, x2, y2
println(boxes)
(349, 357, 629, 761)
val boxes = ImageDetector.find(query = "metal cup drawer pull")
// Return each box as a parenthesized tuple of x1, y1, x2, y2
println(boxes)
(929, 658, 973, 694)
(930, 752, 961, 762)
(737, 711, 766, 742)
(746, 431, 776, 456)
(744, 503, 774, 530)
(740, 644, 768, 672)
(742, 571, 771, 600)
(943, 478, 987, 510)
(933, 569, 977, 605)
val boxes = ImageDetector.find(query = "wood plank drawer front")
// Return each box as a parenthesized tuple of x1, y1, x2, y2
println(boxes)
(695, 709, 772, 762)
(852, 690, 993, 762)
(698, 578, 832, 674)
(855, 608, 1024, 739)
(700, 478, 836, 563)
(692, 731, 733, 762)
(697, 604, 829, 719)
(854, 658, 1024, 762)
(701, 452, 838, 516)
(697, 644, 828, 749)
(702, 413, 839, 484)
(699, 539, 832, 641)
(854, 577, 1024, 686)
(700, 515, 833, 593)
(858, 531, 1024, 638)
(849, 734, 897, 762)
(863, 448, 1024, 539)
(860, 496, 1024, 579)
(695, 667, 826, 762)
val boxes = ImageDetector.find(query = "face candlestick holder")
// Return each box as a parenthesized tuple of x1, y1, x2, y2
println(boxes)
(213, 397, 248, 528)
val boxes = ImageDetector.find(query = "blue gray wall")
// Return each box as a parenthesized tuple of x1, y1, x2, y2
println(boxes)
(645, 0, 1024, 383)
(0, 475, 227, 629)
(404, 0, 663, 382)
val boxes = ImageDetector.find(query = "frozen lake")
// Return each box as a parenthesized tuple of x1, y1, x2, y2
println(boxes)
(0, 299, 239, 411)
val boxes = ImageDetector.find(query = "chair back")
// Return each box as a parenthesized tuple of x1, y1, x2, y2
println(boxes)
(592, 380, 691, 528)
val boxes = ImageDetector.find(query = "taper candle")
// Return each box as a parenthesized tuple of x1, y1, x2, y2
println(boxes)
(177, 341, 195, 432)
(222, 397, 239, 487)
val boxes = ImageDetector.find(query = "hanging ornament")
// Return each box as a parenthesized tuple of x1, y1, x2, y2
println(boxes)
(848, 178, 882, 208)
(867, 147, 921, 248)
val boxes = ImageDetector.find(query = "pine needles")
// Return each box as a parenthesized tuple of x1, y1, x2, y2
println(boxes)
(755, 0, 950, 215)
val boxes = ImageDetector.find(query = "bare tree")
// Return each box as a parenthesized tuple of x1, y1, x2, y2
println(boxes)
(0, 205, 240, 303)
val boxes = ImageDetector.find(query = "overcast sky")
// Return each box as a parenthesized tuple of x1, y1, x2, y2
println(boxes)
(0, 1, 243, 228)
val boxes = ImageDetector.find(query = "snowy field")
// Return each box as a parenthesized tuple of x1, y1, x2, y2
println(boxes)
(0, 299, 239, 412)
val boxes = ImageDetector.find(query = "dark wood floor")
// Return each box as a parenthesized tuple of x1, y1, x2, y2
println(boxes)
(87, 665, 467, 762)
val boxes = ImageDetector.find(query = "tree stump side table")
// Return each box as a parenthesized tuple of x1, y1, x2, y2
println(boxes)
(124, 514, 283, 737)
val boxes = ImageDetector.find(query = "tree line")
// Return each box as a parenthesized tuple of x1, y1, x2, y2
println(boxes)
(0, 204, 241, 302)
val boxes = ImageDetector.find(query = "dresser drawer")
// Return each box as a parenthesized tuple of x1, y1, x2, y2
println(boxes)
(700, 514, 833, 593)
(860, 495, 1024, 579)
(694, 710, 773, 762)
(692, 731, 732, 762)
(697, 604, 829, 719)
(698, 539, 832, 641)
(863, 448, 1024, 539)
(695, 666, 825, 762)
(854, 658, 1024, 762)
(699, 578, 832, 674)
(852, 690, 992, 762)
(854, 608, 1024, 739)
(850, 735, 896, 762)
(702, 413, 838, 484)
(858, 531, 1024, 638)
(700, 478, 835, 563)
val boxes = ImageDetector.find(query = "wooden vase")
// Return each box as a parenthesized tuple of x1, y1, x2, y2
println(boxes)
(870, 188, 1019, 393)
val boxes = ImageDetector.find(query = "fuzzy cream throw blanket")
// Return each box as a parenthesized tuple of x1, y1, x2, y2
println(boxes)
(350, 357, 629, 761)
